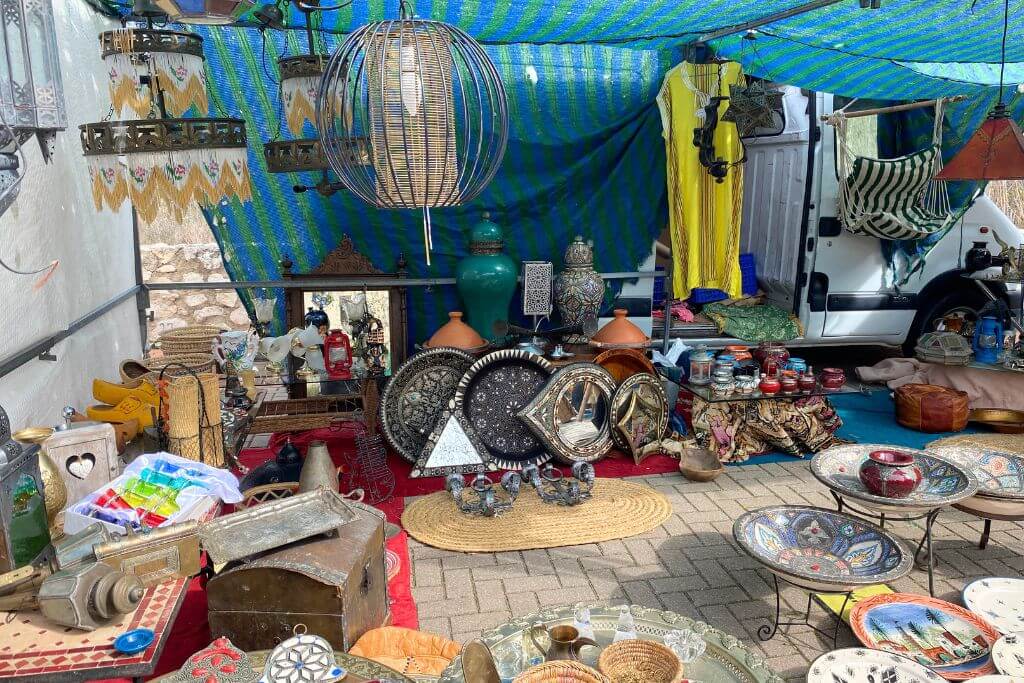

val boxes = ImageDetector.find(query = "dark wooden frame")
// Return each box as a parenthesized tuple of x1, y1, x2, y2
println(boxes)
(281, 236, 408, 398)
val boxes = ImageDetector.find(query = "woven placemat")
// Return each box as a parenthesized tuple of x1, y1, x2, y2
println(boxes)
(402, 478, 672, 552)
(928, 433, 1024, 454)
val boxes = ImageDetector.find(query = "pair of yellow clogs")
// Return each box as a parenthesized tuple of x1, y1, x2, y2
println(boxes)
(86, 378, 159, 429)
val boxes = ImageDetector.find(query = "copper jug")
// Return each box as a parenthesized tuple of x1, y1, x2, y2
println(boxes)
(529, 624, 599, 662)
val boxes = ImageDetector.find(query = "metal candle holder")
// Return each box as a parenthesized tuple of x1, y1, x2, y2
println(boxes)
(521, 462, 594, 506)
(446, 472, 521, 517)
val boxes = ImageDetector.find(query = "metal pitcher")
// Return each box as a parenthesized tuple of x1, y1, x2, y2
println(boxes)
(528, 623, 599, 662)
(298, 440, 339, 494)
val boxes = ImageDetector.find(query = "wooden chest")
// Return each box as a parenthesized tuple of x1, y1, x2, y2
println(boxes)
(207, 503, 389, 651)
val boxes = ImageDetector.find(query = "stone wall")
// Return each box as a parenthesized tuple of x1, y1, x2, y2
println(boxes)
(142, 243, 250, 338)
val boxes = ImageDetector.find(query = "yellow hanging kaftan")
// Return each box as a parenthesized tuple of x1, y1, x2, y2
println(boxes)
(656, 62, 745, 300)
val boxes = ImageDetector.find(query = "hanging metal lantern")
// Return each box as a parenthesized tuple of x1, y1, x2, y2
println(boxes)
(317, 11, 509, 264)
(150, 0, 255, 24)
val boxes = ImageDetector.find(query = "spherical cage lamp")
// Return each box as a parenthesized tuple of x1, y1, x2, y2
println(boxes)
(317, 19, 509, 210)
(150, 0, 255, 25)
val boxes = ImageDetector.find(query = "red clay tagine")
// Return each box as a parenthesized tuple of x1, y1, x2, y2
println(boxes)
(858, 449, 923, 498)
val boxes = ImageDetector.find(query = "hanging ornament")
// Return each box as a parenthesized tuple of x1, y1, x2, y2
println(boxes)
(258, 626, 347, 683)
(102, 29, 209, 118)
(721, 79, 784, 137)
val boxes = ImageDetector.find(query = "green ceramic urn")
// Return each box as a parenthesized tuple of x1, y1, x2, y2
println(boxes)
(455, 213, 517, 342)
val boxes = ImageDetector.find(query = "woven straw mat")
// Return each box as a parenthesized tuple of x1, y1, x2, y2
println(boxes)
(928, 433, 1024, 454)
(401, 478, 672, 552)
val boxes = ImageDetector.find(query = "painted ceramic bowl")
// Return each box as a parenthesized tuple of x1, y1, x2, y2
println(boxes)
(851, 593, 1001, 680)
(859, 449, 923, 498)
(807, 648, 943, 683)
(812, 444, 978, 514)
(733, 505, 913, 592)
(930, 446, 1024, 501)
(992, 633, 1024, 677)
(964, 579, 1024, 635)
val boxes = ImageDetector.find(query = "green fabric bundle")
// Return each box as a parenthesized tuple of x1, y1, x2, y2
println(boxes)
(703, 303, 802, 343)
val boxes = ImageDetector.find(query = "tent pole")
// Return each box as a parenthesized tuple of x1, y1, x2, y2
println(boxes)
(819, 95, 967, 121)
(697, 0, 847, 43)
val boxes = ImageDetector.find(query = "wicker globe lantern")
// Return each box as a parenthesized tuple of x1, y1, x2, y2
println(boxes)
(317, 11, 509, 264)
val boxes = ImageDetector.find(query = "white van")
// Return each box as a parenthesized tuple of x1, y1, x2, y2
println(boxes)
(653, 89, 1022, 352)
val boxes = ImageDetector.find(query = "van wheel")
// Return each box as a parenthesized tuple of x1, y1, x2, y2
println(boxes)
(902, 288, 990, 356)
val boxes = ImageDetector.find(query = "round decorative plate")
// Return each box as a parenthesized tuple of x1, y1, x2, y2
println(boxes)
(811, 444, 978, 514)
(993, 633, 1024, 676)
(931, 446, 1024, 500)
(452, 349, 554, 470)
(380, 347, 476, 463)
(438, 602, 784, 683)
(964, 579, 1024, 635)
(807, 647, 943, 683)
(733, 505, 912, 592)
(594, 348, 657, 385)
(851, 593, 1001, 680)
(609, 372, 668, 452)
(970, 677, 1024, 683)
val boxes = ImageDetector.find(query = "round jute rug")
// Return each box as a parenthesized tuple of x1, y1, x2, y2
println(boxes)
(401, 478, 672, 552)
(928, 433, 1024, 454)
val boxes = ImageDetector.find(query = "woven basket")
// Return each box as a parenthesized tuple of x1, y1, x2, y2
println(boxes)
(121, 354, 217, 383)
(597, 640, 684, 683)
(514, 661, 610, 683)
(157, 325, 223, 355)
(166, 372, 225, 467)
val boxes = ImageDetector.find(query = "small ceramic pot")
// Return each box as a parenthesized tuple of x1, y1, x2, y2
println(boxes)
(798, 367, 817, 392)
(779, 373, 799, 394)
(821, 367, 846, 390)
(858, 449, 923, 498)
(753, 342, 789, 371)
(786, 357, 807, 374)
(724, 345, 752, 361)
(759, 374, 781, 395)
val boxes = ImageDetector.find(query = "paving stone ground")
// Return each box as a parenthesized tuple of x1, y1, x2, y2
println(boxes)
(407, 460, 1024, 682)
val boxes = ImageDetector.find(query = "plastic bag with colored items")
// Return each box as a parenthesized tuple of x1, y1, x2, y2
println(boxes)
(64, 451, 243, 536)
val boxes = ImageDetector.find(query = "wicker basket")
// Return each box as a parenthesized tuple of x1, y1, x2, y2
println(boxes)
(121, 354, 217, 383)
(514, 661, 611, 683)
(597, 640, 684, 683)
(166, 372, 225, 467)
(157, 325, 223, 355)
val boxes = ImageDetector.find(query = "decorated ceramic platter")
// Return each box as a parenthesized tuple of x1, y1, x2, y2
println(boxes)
(968, 677, 1024, 683)
(930, 446, 1024, 500)
(851, 593, 1001, 680)
(438, 602, 784, 683)
(811, 444, 978, 514)
(380, 346, 476, 463)
(964, 579, 1024, 634)
(452, 349, 554, 470)
(992, 633, 1024, 677)
(733, 505, 913, 592)
(807, 647, 943, 683)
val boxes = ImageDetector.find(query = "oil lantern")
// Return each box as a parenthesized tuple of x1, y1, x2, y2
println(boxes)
(323, 329, 353, 380)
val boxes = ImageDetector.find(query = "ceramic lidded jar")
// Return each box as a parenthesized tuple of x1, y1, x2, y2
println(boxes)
(554, 235, 606, 341)
(821, 367, 846, 390)
(455, 214, 517, 342)
(858, 449, 923, 498)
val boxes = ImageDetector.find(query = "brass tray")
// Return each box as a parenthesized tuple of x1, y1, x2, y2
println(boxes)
(152, 649, 414, 682)
(969, 408, 1024, 434)
(438, 602, 784, 683)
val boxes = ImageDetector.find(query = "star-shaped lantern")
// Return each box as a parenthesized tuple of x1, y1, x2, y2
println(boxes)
(722, 80, 785, 137)
(615, 389, 665, 465)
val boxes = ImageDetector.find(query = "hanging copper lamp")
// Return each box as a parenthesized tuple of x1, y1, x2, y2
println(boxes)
(936, 0, 1024, 181)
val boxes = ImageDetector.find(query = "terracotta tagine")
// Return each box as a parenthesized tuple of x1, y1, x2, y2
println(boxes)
(554, 235, 606, 342)
(821, 367, 846, 390)
(455, 213, 517, 342)
(858, 449, 923, 498)
(424, 312, 487, 351)
(591, 309, 649, 348)
(758, 373, 781, 396)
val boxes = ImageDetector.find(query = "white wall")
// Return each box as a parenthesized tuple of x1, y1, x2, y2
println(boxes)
(0, 2, 140, 429)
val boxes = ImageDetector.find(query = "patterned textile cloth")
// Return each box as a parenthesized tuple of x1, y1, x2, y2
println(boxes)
(692, 395, 845, 463)
(657, 62, 745, 301)
(702, 302, 802, 342)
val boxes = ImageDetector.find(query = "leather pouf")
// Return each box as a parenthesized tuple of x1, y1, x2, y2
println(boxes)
(895, 383, 969, 433)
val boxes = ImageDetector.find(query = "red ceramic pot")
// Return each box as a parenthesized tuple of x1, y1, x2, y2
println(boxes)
(858, 450, 923, 498)
(779, 373, 799, 394)
(759, 375, 781, 396)
(821, 368, 846, 390)
(798, 367, 817, 392)
(753, 342, 790, 372)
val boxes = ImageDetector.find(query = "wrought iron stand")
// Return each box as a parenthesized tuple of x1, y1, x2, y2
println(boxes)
(758, 574, 852, 649)
(831, 491, 942, 596)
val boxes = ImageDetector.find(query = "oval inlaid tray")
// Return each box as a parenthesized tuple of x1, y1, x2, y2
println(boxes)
(807, 648, 943, 683)
(964, 578, 1024, 635)
(452, 349, 553, 470)
(438, 602, 784, 683)
(594, 348, 656, 385)
(851, 593, 1001, 680)
(380, 347, 475, 462)
(733, 505, 912, 592)
(811, 444, 978, 514)
(931, 446, 1024, 500)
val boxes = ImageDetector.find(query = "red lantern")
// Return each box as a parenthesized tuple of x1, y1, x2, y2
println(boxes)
(323, 329, 353, 380)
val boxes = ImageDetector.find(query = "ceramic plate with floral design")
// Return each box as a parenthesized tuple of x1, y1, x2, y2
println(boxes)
(964, 579, 1024, 634)
(851, 593, 1001, 680)
(733, 505, 913, 592)
(992, 633, 1024, 677)
(808, 647, 943, 683)
(931, 446, 1024, 500)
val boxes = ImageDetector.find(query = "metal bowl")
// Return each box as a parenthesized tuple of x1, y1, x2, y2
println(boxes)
(678, 448, 724, 482)
(969, 408, 1024, 434)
